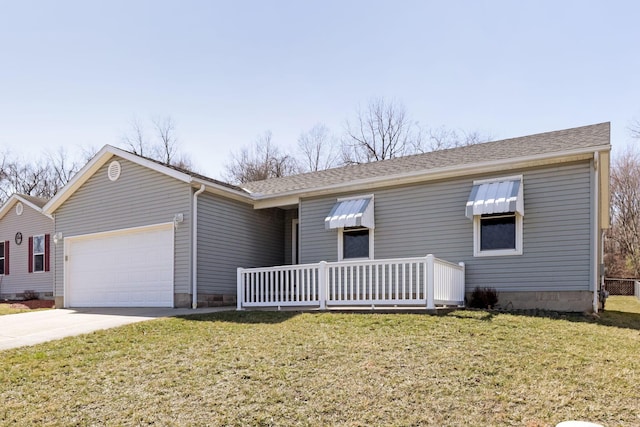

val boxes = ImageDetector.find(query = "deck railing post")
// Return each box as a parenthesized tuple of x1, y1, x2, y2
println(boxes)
(236, 267, 244, 311)
(426, 254, 435, 309)
(319, 261, 328, 310)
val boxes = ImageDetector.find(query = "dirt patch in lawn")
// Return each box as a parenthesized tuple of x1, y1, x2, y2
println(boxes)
(7, 300, 55, 309)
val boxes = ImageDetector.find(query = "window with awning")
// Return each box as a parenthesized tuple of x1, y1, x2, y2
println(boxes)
(325, 195, 375, 260)
(466, 177, 524, 257)
(324, 196, 375, 230)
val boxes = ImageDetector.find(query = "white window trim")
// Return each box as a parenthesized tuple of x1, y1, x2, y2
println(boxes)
(338, 227, 374, 261)
(33, 234, 45, 273)
(473, 213, 523, 257)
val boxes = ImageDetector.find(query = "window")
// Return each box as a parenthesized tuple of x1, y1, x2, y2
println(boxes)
(0, 242, 4, 275)
(474, 213, 522, 256)
(33, 235, 45, 272)
(467, 175, 524, 257)
(339, 227, 374, 260)
(327, 194, 375, 261)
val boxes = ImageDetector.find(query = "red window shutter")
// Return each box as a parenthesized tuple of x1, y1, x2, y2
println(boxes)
(4, 241, 8, 275)
(28, 236, 33, 273)
(44, 234, 50, 272)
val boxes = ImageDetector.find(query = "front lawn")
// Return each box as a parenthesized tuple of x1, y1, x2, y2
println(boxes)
(0, 303, 34, 316)
(1, 297, 639, 426)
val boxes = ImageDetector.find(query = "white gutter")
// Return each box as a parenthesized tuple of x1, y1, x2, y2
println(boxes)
(593, 151, 600, 313)
(192, 184, 206, 309)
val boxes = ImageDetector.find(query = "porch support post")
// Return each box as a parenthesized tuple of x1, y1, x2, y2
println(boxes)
(237, 267, 244, 311)
(426, 254, 435, 309)
(318, 261, 328, 310)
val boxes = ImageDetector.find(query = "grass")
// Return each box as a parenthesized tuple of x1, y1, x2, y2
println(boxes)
(1, 297, 639, 426)
(0, 303, 34, 316)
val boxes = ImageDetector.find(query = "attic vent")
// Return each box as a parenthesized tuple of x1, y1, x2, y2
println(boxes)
(16, 202, 23, 216)
(108, 161, 121, 182)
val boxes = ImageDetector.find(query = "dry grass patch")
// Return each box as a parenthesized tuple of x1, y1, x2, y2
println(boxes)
(0, 303, 34, 316)
(1, 298, 639, 426)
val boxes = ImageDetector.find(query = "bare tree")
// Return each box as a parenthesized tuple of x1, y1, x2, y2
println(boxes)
(417, 127, 492, 153)
(121, 116, 193, 170)
(342, 98, 422, 164)
(606, 146, 640, 277)
(0, 147, 81, 203)
(48, 147, 79, 190)
(224, 131, 298, 183)
(152, 116, 178, 165)
(297, 123, 340, 172)
(0, 160, 52, 200)
(628, 118, 640, 141)
(122, 118, 151, 157)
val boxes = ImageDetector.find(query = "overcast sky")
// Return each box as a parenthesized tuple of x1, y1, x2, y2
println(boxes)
(0, 1, 638, 179)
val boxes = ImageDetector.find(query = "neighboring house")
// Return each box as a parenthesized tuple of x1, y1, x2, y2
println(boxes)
(44, 122, 610, 312)
(0, 194, 53, 300)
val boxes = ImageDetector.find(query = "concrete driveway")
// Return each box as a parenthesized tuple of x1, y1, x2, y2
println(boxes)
(0, 306, 234, 351)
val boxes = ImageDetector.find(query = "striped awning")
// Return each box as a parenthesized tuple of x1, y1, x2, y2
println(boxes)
(325, 197, 375, 229)
(465, 178, 523, 218)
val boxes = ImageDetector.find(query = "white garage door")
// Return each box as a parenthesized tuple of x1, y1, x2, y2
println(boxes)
(65, 223, 174, 307)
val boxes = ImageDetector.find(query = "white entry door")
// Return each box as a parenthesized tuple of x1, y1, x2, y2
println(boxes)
(65, 223, 174, 307)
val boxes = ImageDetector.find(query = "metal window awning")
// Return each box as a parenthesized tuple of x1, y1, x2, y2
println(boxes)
(325, 197, 375, 229)
(465, 178, 523, 218)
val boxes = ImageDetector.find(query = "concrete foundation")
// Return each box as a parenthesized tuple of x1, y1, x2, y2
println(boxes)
(173, 293, 191, 308)
(1, 291, 53, 301)
(197, 293, 236, 307)
(467, 290, 595, 312)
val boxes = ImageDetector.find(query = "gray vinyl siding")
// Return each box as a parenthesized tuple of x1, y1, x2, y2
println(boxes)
(283, 209, 298, 265)
(0, 203, 53, 295)
(53, 157, 192, 297)
(299, 161, 593, 293)
(197, 192, 284, 295)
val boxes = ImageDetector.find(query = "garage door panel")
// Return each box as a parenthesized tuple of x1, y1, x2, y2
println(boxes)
(66, 224, 174, 307)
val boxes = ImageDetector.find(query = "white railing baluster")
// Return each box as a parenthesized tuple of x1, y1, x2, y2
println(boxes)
(237, 255, 465, 309)
(355, 264, 360, 301)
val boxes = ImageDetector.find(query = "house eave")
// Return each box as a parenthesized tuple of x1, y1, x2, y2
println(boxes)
(251, 145, 610, 209)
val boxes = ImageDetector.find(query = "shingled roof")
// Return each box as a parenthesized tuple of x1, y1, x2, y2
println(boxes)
(242, 122, 610, 196)
(15, 194, 49, 209)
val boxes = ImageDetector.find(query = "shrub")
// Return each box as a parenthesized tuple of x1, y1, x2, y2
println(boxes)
(22, 290, 38, 300)
(469, 287, 498, 309)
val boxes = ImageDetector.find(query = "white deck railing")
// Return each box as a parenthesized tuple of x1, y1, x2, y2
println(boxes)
(237, 255, 465, 310)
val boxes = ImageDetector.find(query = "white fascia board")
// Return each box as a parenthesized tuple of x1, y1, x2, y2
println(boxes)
(44, 145, 193, 215)
(250, 146, 609, 208)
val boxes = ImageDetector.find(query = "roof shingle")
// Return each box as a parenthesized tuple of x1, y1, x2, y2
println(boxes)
(242, 122, 610, 196)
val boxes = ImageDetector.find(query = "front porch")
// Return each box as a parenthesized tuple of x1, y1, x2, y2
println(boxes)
(237, 255, 465, 310)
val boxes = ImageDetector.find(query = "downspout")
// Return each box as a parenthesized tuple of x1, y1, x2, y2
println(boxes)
(192, 185, 206, 309)
(593, 152, 599, 313)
